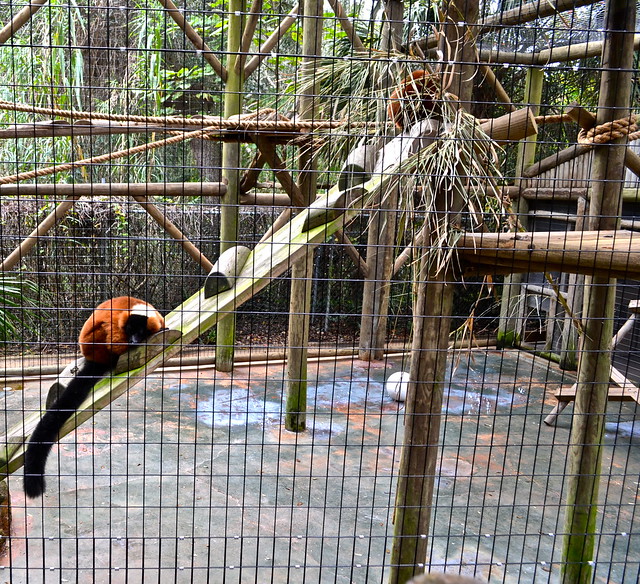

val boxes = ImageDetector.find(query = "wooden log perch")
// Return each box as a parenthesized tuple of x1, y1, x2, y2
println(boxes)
(479, 107, 538, 144)
(457, 230, 640, 279)
(204, 245, 252, 297)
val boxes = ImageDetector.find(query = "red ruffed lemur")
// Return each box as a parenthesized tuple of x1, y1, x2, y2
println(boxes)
(387, 70, 439, 130)
(23, 296, 165, 498)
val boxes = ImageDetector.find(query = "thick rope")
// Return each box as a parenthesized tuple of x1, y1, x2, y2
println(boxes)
(0, 100, 351, 131)
(578, 115, 640, 144)
(0, 127, 217, 185)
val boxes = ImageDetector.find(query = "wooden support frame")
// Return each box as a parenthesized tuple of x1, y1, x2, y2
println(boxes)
(0, 188, 215, 274)
(155, 0, 227, 82)
(545, 300, 640, 426)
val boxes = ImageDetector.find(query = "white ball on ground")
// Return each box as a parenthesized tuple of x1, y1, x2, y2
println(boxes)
(386, 371, 410, 402)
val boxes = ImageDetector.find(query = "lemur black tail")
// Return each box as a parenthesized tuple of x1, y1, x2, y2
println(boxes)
(23, 360, 111, 499)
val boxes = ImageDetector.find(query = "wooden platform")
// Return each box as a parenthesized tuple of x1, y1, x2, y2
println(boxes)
(544, 300, 640, 425)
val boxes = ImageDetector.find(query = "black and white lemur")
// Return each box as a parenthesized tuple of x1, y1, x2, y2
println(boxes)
(23, 296, 166, 498)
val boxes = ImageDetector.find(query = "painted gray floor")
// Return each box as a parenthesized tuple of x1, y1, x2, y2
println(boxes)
(2, 349, 639, 583)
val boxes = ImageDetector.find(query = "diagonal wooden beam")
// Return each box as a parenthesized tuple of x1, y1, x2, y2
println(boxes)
(155, 0, 227, 82)
(129, 194, 214, 273)
(326, 0, 365, 51)
(250, 134, 305, 206)
(240, 150, 268, 193)
(238, 0, 263, 74)
(0, 196, 80, 272)
(0, 0, 48, 45)
(244, 3, 299, 79)
(334, 229, 368, 278)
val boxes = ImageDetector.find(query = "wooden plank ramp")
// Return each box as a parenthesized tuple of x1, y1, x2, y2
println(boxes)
(0, 185, 355, 478)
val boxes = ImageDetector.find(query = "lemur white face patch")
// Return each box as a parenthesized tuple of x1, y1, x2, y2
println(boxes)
(130, 303, 159, 320)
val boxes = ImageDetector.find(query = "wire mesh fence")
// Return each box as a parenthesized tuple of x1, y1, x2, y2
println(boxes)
(0, 0, 639, 582)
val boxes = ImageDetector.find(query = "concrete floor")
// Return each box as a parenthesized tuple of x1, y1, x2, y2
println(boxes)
(1, 348, 639, 583)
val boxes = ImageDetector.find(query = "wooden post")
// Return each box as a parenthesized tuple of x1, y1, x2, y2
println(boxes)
(497, 67, 543, 347)
(388, 1, 478, 581)
(559, 196, 586, 370)
(284, 0, 322, 432)
(559, 106, 600, 370)
(215, 0, 245, 372)
(561, 0, 636, 581)
(358, 0, 403, 361)
(358, 184, 399, 361)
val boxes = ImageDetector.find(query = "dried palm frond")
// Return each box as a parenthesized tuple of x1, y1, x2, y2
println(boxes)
(358, 101, 506, 275)
(283, 51, 434, 175)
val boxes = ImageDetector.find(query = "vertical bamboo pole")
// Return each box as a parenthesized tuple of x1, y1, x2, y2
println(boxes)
(497, 67, 543, 347)
(216, 0, 245, 372)
(561, 0, 636, 581)
(388, 1, 478, 581)
(284, 0, 322, 432)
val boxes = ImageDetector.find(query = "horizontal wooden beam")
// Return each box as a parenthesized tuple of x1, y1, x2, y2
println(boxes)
(0, 182, 227, 197)
(458, 230, 640, 279)
(411, 0, 600, 62)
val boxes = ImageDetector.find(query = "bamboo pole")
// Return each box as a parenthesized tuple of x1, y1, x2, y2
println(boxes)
(561, 0, 636, 580)
(215, 0, 245, 372)
(284, 0, 322, 433)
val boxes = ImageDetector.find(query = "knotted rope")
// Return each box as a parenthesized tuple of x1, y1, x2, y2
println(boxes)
(578, 115, 640, 144)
